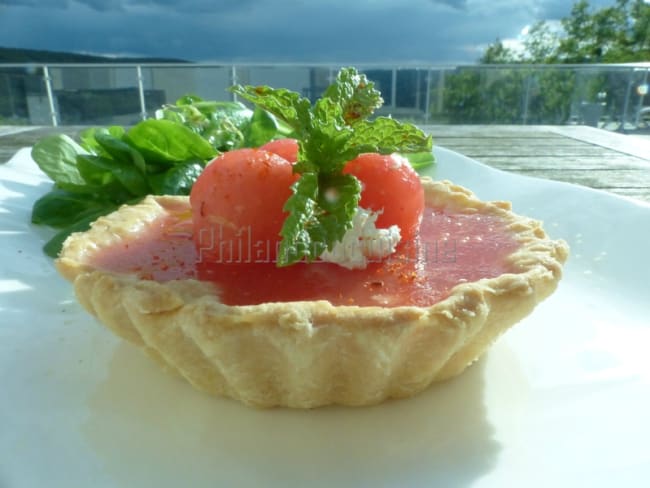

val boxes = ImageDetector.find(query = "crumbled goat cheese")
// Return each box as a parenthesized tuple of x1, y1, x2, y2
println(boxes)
(319, 208, 401, 269)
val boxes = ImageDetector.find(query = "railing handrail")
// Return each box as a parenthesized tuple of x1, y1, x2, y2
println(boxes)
(1, 61, 649, 70)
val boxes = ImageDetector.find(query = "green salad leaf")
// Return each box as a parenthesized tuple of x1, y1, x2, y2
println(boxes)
(31, 135, 88, 191)
(231, 67, 434, 266)
(155, 96, 293, 152)
(30, 119, 220, 258)
(125, 119, 216, 163)
(148, 160, 204, 195)
(31, 190, 112, 227)
(42, 208, 117, 259)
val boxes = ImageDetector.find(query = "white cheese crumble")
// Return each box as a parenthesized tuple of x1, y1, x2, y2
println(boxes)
(319, 208, 401, 269)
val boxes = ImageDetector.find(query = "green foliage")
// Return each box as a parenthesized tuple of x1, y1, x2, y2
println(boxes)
(31, 122, 218, 257)
(155, 96, 290, 151)
(125, 119, 216, 163)
(556, 0, 650, 63)
(479, 40, 518, 64)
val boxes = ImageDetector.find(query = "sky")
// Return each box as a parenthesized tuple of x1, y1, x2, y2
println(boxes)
(0, 0, 620, 64)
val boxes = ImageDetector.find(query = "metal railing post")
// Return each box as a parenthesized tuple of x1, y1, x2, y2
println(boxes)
(634, 68, 648, 127)
(391, 68, 397, 108)
(230, 65, 238, 102)
(620, 67, 637, 132)
(522, 73, 532, 125)
(136, 65, 147, 120)
(42, 65, 58, 127)
(437, 70, 445, 115)
(424, 69, 432, 124)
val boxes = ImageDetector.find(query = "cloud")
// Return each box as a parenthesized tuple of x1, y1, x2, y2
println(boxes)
(429, 0, 467, 9)
(0, 0, 620, 64)
(78, 0, 124, 11)
(0, 0, 244, 12)
(0, 0, 68, 7)
(0, 1, 491, 63)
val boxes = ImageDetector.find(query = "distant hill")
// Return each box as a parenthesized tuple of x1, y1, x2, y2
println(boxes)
(0, 46, 187, 64)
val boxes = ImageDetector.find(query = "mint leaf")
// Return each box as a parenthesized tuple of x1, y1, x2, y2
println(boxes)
(278, 173, 320, 264)
(344, 117, 433, 156)
(277, 173, 361, 266)
(230, 85, 312, 136)
(314, 173, 362, 246)
(321, 67, 383, 125)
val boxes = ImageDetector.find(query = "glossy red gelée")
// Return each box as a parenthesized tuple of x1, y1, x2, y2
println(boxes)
(90, 207, 520, 307)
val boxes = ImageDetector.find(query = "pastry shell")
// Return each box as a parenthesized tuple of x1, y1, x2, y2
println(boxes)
(56, 178, 568, 408)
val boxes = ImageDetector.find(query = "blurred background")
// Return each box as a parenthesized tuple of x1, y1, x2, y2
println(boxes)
(0, 0, 648, 133)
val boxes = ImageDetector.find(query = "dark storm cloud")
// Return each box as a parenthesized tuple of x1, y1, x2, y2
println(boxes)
(429, 0, 468, 10)
(0, 0, 253, 11)
(1, 0, 67, 7)
(0, 0, 624, 63)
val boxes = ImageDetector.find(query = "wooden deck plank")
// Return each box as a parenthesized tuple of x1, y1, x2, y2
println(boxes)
(432, 144, 625, 158)
(431, 137, 587, 148)
(550, 125, 650, 161)
(421, 125, 562, 138)
(510, 168, 650, 188)
(602, 187, 650, 201)
(477, 155, 650, 171)
(420, 125, 650, 202)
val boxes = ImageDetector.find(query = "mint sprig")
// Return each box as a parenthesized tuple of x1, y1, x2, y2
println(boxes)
(231, 67, 433, 267)
(279, 172, 362, 265)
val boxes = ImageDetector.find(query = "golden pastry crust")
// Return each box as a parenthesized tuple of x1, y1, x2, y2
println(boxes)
(56, 178, 568, 408)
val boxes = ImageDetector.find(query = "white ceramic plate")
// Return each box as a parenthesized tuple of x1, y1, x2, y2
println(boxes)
(1, 146, 649, 488)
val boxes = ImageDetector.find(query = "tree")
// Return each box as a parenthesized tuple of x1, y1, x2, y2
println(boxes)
(522, 22, 561, 63)
(480, 39, 518, 64)
(482, 0, 650, 64)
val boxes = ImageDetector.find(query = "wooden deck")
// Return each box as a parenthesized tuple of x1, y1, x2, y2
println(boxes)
(422, 125, 650, 203)
(2, 124, 650, 203)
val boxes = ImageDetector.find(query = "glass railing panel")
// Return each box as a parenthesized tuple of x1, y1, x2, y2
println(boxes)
(425, 68, 451, 124)
(619, 67, 650, 130)
(0, 66, 47, 125)
(439, 66, 498, 124)
(140, 65, 233, 115)
(46, 65, 143, 125)
(536, 65, 649, 130)
(440, 65, 578, 125)
(519, 66, 576, 125)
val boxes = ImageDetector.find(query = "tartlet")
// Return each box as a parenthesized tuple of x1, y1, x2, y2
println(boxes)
(56, 177, 568, 408)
